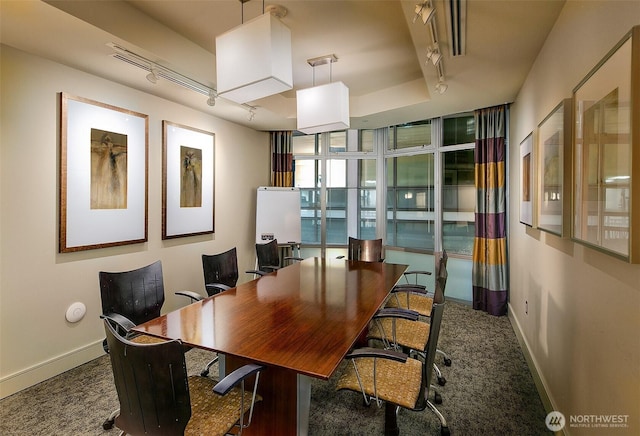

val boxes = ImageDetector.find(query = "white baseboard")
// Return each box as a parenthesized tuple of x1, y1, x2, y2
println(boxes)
(0, 340, 104, 399)
(508, 303, 567, 435)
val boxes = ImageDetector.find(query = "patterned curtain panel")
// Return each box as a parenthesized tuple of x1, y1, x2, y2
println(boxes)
(472, 105, 508, 316)
(270, 131, 294, 187)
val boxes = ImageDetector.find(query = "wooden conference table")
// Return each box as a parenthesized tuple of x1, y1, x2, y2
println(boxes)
(133, 257, 408, 435)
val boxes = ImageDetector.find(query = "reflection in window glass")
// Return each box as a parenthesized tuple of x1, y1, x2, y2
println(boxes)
(295, 160, 320, 244)
(443, 115, 475, 146)
(442, 150, 475, 255)
(293, 134, 317, 155)
(329, 131, 347, 153)
(327, 159, 347, 243)
(388, 120, 431, 150)
(359, 130, 375, 152)
(386, 155, 434, 250)
(359, 160, 376, 239)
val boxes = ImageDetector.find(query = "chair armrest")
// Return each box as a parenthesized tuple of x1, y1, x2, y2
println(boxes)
(204, 283, 231, 296)
(175, 290, 204, 302)
(373, 308, 420, 321)
(246, 269, 268, 276)
(391, 285, 430, 295)
(213, 364, 267, 396)
(346, 347, 408, 363)
(283, 256, 304, 262)
(100, 313, 136, 332)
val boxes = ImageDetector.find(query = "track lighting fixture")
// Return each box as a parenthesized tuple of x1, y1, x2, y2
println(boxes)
(426, 46, 442, 65)
(207, 90, 217, 107)
(435, 79, 448, 94)
(248, 107, 256, 121)
(413, 1, 435, 24)
(146, 67, 159, 84)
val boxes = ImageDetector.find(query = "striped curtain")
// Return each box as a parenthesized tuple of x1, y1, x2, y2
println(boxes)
(472, 105, 508, 316)
(270, 131, 294, 187)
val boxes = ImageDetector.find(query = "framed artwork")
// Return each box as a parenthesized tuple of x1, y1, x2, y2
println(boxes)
(59, 93, 148, 252)
(519, 132, 534, 227)
(536, 99, 572, 236)
(162, 121, 215, 239)
(572, 26, 639, 262)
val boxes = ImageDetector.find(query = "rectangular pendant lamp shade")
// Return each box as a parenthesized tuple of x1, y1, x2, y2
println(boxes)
(296, 81, 350, 134)
(216, 13, 293, 104)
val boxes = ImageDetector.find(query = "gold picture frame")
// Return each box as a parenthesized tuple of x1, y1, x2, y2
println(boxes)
(162, 121, 215, 239)
(572, 26, 640, 262)
(59, 93, 148, 252)
(536, 99, 572, 236)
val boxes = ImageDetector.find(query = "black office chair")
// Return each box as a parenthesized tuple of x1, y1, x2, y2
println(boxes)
(103, 318, 266, 436)
(176, 248, 240, 376)
(99, 260, 167, 352)
(247, 239, 302, 276)
(176, 247, 239, 303)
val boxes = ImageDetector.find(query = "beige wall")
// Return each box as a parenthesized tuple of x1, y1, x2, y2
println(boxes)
(509, 2, 640, 434)
(0, 45, 270, 397)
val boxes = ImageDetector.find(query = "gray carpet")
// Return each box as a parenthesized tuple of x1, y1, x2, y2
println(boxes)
(0, 301, 550, 435)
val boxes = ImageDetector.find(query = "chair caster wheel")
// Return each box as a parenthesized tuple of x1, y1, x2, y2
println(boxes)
(437, 376, 446, 386)
(103, 419, 114, 430)
(200, 369, 210, 377)
(444, 357, 452, 367)
(434, 392, 442, 404)
(441, 425, 450, 436)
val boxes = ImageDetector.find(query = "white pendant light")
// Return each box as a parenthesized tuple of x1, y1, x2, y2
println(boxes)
(296, 55, 350, 134)
(216, 6, 293, 104)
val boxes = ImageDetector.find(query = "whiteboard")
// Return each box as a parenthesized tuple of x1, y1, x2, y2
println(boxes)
(255, 187, 301, 244)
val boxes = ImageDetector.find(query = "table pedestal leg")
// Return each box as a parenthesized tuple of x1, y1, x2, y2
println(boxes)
(384, 402, 400, 436)
(225, 355, 310, 436)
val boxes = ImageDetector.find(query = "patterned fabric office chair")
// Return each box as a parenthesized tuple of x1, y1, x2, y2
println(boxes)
(103, 319, 266, 436)
(369, 263, 449, 391)
(337, 281, 449, 436)
(385, 249, 452, 381)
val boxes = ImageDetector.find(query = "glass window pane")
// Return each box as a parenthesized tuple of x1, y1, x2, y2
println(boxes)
(359, 160, 376, 239)
(397, 154, 434, 186)
(329, 131, 347, 153)
(392, 120, 431, 149)
(295, 159, 320, 244)
(293, 134, 316, 155)
(359, 130, 375, 152)
(327, 159, 347, 244)
(386, 154, 434, 250)
(443, 115, 475, 146)
(442, 149, 475, 255)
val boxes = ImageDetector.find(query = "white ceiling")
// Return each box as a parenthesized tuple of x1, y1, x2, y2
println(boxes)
(1, 0, 564, 131)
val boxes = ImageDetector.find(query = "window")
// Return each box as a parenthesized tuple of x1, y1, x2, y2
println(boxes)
(443, 115, 474, 146)
(442, 149, 475, 255)
(294, 112, 477, 257)
(389, 120, 431, 150)
(387, 154, 434, 250)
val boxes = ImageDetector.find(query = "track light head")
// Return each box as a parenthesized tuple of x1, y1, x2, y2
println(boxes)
(435, 80, 448, 94)
(146, 68, 159, 84)
(426, 47, 442, 65)
(413, 1, 435, 24)
(207, 90, 217, 107)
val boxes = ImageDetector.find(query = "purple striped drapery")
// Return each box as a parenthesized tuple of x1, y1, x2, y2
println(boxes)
(473, 105, 508, 316)
(271, 131, 294, 187)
